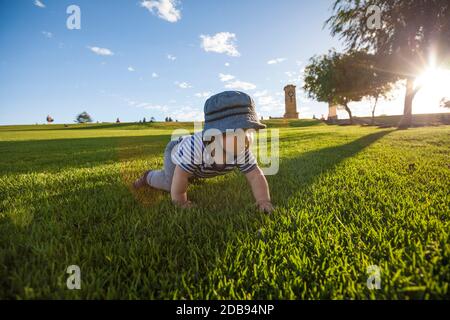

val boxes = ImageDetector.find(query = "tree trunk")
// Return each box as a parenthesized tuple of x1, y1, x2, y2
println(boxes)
(371, 96, 379, 125)
(344, 103, 353, 124)
(398, 78, 417, 129)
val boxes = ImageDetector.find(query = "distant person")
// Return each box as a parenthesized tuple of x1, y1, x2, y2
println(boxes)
(116, 118, 121, 123)
(134, 91, 274, 213)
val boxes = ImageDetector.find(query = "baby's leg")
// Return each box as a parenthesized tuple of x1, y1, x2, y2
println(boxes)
(146, 140, 178, 192)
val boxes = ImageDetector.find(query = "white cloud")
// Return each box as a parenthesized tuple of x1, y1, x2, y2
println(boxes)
(225, 62, 230, 67)
(169, 106, 204, 121)
(200, 32, 240, 57)
(140, 0, 181, 23)
(254, 90, 268, 97)
(167, 54, 176, 61)
(88, 46, 114, 56)
(195, 92, 211, 98)
(285, 69, 305, 85)
(224, 80, 256, 91)
(253, 91, 285, 115)
(175, 81, 192, 89)
(267, 58, 286, 65)
(219, 73, 235, 82)
(152, 72, 159, 78)
(285, 71, 296, 78)
(134, 102, 169, 112)
(258, 95, 277, 106)
(128, 66, 135, 72)
(144, 104, 169, 111)
(34, 0, 46, 8)
(41, 31, 53, 38)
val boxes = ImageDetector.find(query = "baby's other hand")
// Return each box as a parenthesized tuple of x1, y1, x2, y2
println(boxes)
(257, 201, 275, 214)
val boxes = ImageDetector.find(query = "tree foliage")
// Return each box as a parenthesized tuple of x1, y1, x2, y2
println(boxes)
(76, 111, 93, 124)
(440, 98, 450, 109)
(303, 50, 395, 123)
(326, 0, 450, 127)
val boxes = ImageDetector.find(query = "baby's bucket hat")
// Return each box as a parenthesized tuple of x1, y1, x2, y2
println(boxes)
(203, 91, 266, 133)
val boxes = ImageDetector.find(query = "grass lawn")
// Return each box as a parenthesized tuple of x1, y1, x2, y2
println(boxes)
(0, 120, 449, 299)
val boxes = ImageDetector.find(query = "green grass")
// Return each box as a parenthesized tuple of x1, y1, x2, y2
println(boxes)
(0, 120, 449, 299)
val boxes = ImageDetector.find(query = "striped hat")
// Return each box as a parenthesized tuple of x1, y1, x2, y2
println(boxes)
(203, 91, 266, 133)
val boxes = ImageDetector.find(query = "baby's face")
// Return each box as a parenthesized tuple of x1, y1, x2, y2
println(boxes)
(220, 130, 253, 156)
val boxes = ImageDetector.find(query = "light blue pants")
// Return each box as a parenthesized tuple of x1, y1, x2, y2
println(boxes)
(146, 140, 178, 192)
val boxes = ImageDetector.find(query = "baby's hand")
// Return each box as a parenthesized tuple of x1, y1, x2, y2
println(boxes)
(256, 200, 275, 214)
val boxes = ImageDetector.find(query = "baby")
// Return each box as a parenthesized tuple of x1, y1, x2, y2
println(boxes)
(134, 91, 274, 213)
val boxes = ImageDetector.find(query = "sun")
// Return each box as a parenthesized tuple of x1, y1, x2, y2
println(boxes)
(414, 67, 450, 114)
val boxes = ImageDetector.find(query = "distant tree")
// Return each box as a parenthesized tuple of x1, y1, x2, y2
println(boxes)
(367, 81, 395, 125)
(150, 117, 155, 123)
(332, 52, 368, 123)
(334, 51, 396, 124)
(327, 0, 450, 128)
(75, 111, 93, 124)
(303, 50, 361, 123)
(143, 117, 146, 123)
(116, 118, 121, 123)
(304, 50, 395, 124)
(46, 115, 54, 123)
(440, 98, 450, 108)
(303, 50, 338, 107)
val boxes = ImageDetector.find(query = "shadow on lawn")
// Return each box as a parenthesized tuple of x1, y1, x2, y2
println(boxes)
(0, 129, 393, 298)
(268, 129, 394, 205)
(0, 134, 172, 175)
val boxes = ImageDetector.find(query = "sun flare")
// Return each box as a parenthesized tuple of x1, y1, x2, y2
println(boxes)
(414, 68, 450, 114)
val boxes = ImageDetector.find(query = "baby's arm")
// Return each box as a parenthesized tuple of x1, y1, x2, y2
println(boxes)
(245, 166, 274, 213)
(171, 165, 193, 208)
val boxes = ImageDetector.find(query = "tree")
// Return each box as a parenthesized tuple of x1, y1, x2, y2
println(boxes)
(332, 51, 372, 123)
(327, 0, 450, 128)
(75, 111, 92, 124)
(304, 50, 394, 124)
(342, 52, 396, 124)
(440, 98, 450, 108)
(46, 115, 54, 124)
(367, 79, 395, 125)
(303, 50, 338, 107)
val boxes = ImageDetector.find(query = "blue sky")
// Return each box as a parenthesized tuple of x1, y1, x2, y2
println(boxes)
(0, 0, 446, 125)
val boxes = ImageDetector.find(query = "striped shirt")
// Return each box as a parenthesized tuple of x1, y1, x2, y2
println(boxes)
(171, 132, 257, 178)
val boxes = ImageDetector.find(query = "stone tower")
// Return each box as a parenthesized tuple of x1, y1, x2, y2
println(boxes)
(284, 84, 299, 119)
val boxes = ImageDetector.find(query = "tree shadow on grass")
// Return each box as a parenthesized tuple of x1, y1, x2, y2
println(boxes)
(0, 134, 172, 175)
(0, 129, 393, 299)
(268, 129, 394, 206)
